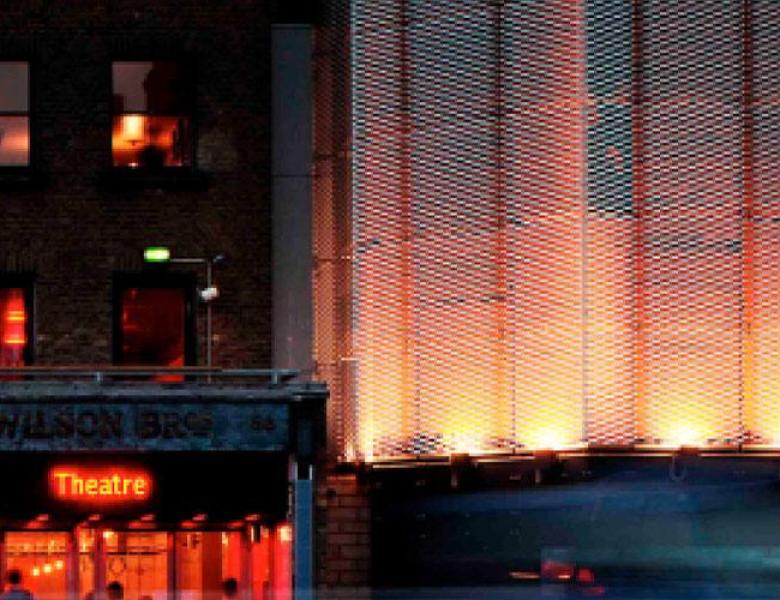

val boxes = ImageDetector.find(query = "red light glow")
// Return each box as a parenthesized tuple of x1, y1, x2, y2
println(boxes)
(49, 467, 152, 503)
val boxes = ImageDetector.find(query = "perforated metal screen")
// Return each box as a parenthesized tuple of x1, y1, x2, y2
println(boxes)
(314, 0, 780, 460)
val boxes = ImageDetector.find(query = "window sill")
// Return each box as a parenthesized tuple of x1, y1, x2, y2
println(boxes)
(0, 167, 45, 191)
(98, 167, 209, 192)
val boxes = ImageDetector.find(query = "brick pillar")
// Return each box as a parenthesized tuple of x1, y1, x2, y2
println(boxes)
(316, 473, 371, 597)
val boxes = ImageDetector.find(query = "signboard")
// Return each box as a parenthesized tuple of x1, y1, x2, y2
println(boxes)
(0, 453, 289, 522)
(0, 402, 288, 451)
(49, 466, 152, 503)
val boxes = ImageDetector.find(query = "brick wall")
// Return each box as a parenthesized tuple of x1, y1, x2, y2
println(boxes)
(316, 473, 371, 596)
(0, 1, 272, 367)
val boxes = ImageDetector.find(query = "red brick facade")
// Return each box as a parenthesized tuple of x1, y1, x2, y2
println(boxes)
(316, 473, 371, 593)
(1, 2, 273, 367)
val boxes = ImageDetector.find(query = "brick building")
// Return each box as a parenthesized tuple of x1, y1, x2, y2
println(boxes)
(0, 3, 327, 600)
(1, 2, 274, 367)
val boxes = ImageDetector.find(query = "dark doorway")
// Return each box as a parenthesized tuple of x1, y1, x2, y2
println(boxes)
(113, 273, 196, 370)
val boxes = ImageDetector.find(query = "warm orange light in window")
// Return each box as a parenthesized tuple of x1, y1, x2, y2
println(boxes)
(2, 290, 26, 348)
(49, 467, 152, 503)
(31, 567, 40, 577)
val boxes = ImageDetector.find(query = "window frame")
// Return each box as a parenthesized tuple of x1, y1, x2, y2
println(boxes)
(0, 58, 34, 175)
(0, 273, 35, 366)
(108, 55, 198, 173)
(112, 271, 197, 368)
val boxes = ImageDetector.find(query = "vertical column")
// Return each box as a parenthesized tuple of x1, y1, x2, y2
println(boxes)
(632, 0, 648, 442)
(291, 461, 313, 600)
(67, 530, 80, 600)
(272, 23, 314, 377)
(0, 531, 6, 592)
(202, 533, 222, 600)
(94, 529, 106, 600)
(240, 531, 252, 600)
(166, 533, 177, 600)
(398, 0, 415, 451)
(741, 0, 757, 441)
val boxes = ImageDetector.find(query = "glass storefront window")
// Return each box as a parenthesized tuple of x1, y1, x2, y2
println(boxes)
(5, 532, 68, 600)
(0, 527, 289, 600)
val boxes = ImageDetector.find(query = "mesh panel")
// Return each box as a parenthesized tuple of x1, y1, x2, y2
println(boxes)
(753, 0, 780, 444)
(314, 0, 780, 459)
(639, 0, 744, 445)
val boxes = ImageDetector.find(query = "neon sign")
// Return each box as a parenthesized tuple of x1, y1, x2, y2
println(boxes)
(49, 467, 152, 502)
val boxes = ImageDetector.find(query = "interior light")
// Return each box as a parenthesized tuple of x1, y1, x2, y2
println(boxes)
(31, 567, 40, 577)
(143, 246, 171, 263)
(278, 524, 293, 543)
(122, 114, 145, 145)
(42, 564, 52, 574)
(54, 560, 64, 571)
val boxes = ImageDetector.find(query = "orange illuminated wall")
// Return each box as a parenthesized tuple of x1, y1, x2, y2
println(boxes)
(314, 0, 780, 460)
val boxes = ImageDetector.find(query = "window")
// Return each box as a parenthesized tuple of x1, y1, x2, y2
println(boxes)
(113, 274, 195, 369)
(111, 61, 193, 168)
(0, 285, 32, 367)
(0, 62, 30, 167)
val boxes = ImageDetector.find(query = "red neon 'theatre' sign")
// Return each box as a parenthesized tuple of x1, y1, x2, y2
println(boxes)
(49, 467, 152, 502)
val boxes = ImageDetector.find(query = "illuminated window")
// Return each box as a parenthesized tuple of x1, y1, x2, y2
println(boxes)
(0, 62, 30, 166)
(113, 275, 195, 369)
(112, 61, 193, 168)
(0, 287, 31, 367)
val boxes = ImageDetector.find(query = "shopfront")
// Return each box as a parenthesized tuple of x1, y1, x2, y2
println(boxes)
(0, 375, 326, 600)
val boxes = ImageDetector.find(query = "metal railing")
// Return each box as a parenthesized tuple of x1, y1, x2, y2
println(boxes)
(0, 366, 300, 386)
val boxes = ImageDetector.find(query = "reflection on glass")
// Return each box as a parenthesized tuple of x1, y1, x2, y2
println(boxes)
(0, 62, 30, 167)
(6, 532, 68, 600)
(0, 62, 29, 111)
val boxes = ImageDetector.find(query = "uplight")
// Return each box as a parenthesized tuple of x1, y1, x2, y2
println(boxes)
(669, 425, 700, 448)
(531, 430, 566, 451)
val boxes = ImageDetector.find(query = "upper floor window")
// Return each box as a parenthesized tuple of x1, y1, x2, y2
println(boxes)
(0, 62, 30, 167)
(0, 285, 32, 367)
(111, 61, 193, 168)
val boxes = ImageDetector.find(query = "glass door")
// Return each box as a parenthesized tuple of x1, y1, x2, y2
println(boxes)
(175, 532, 244, 600)
(102, 531, 168, 600)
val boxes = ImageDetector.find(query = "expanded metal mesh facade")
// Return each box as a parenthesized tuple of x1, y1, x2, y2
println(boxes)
(314, 0, 780, 460)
